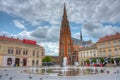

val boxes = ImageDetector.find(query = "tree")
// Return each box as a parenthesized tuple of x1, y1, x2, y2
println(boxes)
(100, 57, 104, 63)
(42, 56, 52, 62)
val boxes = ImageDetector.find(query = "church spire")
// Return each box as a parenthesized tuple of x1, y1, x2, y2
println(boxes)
(59, 3, 73, 66)
(80, 30, 83, 41)
(63, 3, 67, 17)
(62, 3, 68, 23)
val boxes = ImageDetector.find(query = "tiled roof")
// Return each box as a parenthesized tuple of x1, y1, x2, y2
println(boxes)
(0, 36, 22, 42)
(79, 44, 97, 51)
(98, 32, 120, 43)
(0, 36, 37, 46)
(72, 38, 92, 46)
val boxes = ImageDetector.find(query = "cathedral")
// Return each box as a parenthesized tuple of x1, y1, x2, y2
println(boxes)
(59, 4, 74, 66)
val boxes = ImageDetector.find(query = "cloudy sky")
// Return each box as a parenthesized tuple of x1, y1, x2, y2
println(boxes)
(0, 0, 120, 56)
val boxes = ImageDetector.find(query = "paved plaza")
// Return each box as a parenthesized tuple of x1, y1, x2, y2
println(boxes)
(0, 67, 120, 80)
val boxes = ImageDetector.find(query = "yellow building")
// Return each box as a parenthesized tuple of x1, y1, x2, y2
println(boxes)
(97, 32, 120, 65)
(78, 44, 98, 66)
(0, 36, 44, 67)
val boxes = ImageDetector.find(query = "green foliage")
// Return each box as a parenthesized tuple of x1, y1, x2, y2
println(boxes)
(99, 57, 104, 63)
(42, 56, 52, 62)
(110, 58, 114, 63)
(86, 59, 90, 64)
(91, 59, 96, 63)
(118, 57, 120, 61)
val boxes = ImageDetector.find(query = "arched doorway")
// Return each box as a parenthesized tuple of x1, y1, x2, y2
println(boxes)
(7, 58, 12, 66)
(15, 58, 20, 66)
(23, 59, 27, 66)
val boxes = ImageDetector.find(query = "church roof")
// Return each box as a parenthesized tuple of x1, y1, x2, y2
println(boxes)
(79, 44, 97, 51)
(72, 38, 92, 46)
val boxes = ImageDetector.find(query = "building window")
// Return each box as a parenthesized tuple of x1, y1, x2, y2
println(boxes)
(32, 60, 35, 66)
(108, 42, 111, 47)
(16, 49, 19, 54)
(101, 50, 105, 57)
(114, 48, 118, 54)
(99, 50, 103, 57)
(101, 43, 105, 48)
(89, 53, 92, 57)
(18, 49, 21, 55)
(82, 53, 85, 58)
(103, 50, 106, 56)
(25, 50, 28, 55)
(98, 44, 101, 49)
(108, 49, 112, 56)
(8, 48, 13, 54)
(81, 53, 82, 58)
(85, 53, 87, 57)
(113, 41, 117, 46)
(23, 50, 26, 55)
(93, 53, 96, 57)
(93, 50, 96, 57)
(36, 60, 39, 65)
(33, 51, 35, 56)
(23, 49, 28, 55)
(16, 49, 21, 55)
(37, 52, 39, 57)
(119, 40, 120, 45)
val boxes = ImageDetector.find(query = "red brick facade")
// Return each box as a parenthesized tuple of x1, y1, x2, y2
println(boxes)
(59, 4, 73, 65)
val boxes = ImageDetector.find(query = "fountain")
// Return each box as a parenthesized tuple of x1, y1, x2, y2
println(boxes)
(21, 57, 106, 76)
(62, 57, 67, 75)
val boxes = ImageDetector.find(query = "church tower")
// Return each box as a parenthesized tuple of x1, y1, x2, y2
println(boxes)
(59, 4, 73, 66)
(80, 30, 83, 41)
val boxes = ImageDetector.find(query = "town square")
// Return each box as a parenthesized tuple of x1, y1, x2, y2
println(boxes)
(0, 0, 120, 80)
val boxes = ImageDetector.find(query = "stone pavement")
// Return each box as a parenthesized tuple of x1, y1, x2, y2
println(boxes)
(0, 67, 120, 80)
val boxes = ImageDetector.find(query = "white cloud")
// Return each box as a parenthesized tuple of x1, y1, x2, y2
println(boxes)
(4, 26, 60, 56)
(0, 30, 59, 56)
(13, 20, 26, 29)
(73, 22, 120, 42)
(31, 26, 60, 42)
(0, 0, 120, 25)
(82, 22, 120, 38)
(40, 42, 59, 56)
(0, 0, 120, 56)
(16, 30, 31, 39)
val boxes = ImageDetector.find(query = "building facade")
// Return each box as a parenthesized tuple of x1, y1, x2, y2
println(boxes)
(0, 36, 44, 67)
(78, 44, 98, 66)
(78, 32, 120, 66)
(59, 4, 73, 65)
(97, 32, 120, 65)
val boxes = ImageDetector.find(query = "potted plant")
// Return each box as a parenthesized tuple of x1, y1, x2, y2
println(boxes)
(91, 59, 97, 67)
(99, 57, 104, 67)
(86, 59, 90, 66)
